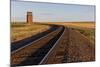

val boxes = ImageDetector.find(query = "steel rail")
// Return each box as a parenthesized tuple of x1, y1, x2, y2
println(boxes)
(11, 26, 62, 54)
(39, 26, 66, 64)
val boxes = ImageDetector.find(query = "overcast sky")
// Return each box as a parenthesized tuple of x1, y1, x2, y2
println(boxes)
(11, 1, 95, 22)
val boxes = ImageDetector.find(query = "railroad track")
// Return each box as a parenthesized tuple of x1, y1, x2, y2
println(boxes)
(41, 27, 69, 64)
(11, 25, 58, 52)
(11, 26, 95, 66)
(39, 27, 95, 64)
(11, 25, 65, 66)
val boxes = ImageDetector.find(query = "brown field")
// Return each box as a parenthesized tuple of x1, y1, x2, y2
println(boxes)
(11, 22, 50, 42)
(46, 22, 95, 28)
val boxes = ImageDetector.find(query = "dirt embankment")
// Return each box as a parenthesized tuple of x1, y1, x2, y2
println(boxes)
(66, 29, 95, 62)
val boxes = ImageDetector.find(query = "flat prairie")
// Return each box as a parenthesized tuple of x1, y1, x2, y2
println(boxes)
(47, 22, 95, 28)
(11, 22, 50, 42)
(11, 22, 95, 44)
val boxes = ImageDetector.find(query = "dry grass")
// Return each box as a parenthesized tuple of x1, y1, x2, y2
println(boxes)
(11, 22, 50, 42)
(65, 22, 95, 29)
(46, 22, 95, 29)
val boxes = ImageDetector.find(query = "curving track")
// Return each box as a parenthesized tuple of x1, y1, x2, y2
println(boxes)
(11, 25, 95, 66)
(11, 25, 58, 52)
(40, 27, 95, 64)
(11, 25, 65, 66)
